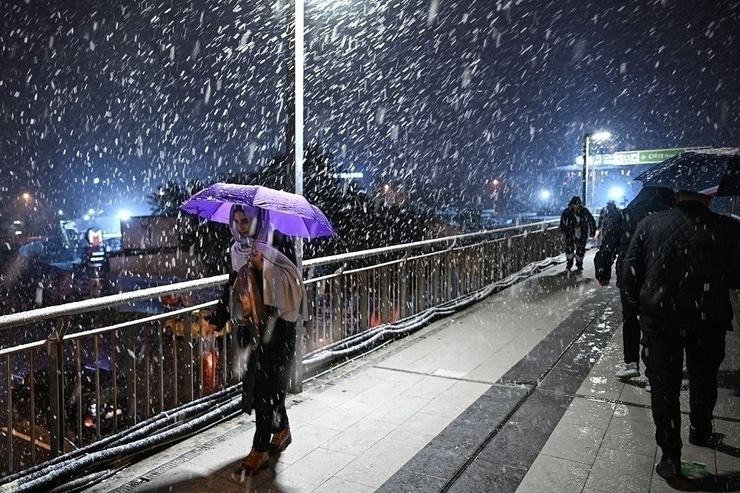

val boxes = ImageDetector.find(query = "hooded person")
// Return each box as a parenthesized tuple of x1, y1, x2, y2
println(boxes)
(204, 203, 306, 474)
(594, 186, 675, 384)
(559, 196, 596, 271)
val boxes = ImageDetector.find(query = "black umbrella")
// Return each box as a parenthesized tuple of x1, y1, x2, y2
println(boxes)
(634, 148, 740, 196)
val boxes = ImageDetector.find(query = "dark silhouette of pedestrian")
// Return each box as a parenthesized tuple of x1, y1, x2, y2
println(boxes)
(623, 189, 740, 481)
(559, 196, 596, 271)
(594, 187, 675, 384)
(596, 200, 619, 240)
(204, 204, 305, 474)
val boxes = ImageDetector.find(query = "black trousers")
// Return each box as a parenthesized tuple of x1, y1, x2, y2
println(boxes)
(640, 318, 726, 460)
(252, 318, 296, 452)
(563, 234, 586, 266)
(620, 289, 641, 365)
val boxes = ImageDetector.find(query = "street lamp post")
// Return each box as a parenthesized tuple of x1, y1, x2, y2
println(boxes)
(285, 0, 305, 393)
(285, 0, 305, 226)
(491, 179, 499, 214)
(582, 131, 611, 207)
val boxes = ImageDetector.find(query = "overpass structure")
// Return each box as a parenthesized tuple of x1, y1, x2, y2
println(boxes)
(1, 226, 738, 492)
(80, 252, 740, 493)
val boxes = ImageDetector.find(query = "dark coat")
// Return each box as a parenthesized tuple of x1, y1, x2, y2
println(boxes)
(559, 206, 596, 241)
(622, 200, 740, 329)
(597, 203, 619, 231)
(594, 187, 674, 286)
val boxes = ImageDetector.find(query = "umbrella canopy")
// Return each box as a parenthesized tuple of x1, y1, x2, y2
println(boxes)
(179, 183, 336, 239)
(633, 148, 740, 196)
(624, 186, 675, 211)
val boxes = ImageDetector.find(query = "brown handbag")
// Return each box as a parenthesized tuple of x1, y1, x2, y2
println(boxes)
(232, 252, 267, 346)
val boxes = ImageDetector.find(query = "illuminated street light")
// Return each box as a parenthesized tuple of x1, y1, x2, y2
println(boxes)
(490, 179, 500, 213)
(608, 186, 625, 201)
(582, 131, 611, 207)
(540, 190, 551, 200)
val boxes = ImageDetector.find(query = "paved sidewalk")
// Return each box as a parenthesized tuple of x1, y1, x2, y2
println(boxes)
(83, 251, 740, 493)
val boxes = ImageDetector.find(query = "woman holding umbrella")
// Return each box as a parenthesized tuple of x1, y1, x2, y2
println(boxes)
(182, 183, 335, 473)
(203, 204, 305, 474)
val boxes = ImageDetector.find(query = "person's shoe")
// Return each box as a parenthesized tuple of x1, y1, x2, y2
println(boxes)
(616, 362, 640, 380)
(689, 426, 713, 448)
(656, 457, 684, 481)
(269, 427, 292, 456)
(576, 263, 583, 271)
(240, 448, 269, 474)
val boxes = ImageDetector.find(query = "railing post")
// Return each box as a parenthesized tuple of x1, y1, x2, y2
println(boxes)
(122, 325, 137, 427)
(290, 312, 304, 394)
(7, 354, 14, 472)
(487, 242, 494, 284)
(47, 317, 70, 458)
(304, 284, 315, 354)
(399, 254, 409, 320)
(416, 260, 425, 311)
(432, 256, 441, 305)
(446, 252, 454, 301)
(183, 316, 194, 403)
(229, 323, 241, 386)
(331, 271, 344, 344)
(358, 271, 368, 332)
(380, 266, 390, 324)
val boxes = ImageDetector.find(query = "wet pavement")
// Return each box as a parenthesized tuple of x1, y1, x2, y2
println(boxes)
(81, 251, 740, 493)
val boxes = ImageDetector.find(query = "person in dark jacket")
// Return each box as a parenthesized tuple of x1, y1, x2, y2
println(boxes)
(594, 187, 675, 382)
(559, 196, 596, 270)
(596, 200, 619, 240)
(622, 190, 740, 481)
(204, 204, 304, 474)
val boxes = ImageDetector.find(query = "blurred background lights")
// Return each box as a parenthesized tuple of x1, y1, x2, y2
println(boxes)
(608, 186, 625, 201)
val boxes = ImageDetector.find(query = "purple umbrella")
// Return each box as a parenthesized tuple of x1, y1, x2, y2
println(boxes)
(179, 183, 336, 239)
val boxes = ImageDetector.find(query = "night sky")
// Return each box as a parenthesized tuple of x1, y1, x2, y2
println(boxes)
(1, 0, 738, 217)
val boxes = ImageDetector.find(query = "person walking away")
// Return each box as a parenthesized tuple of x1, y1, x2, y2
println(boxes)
(595, 200, 619, 242)
(559, 196, 596, 271)
(204, 204, 306, 474)
(622, 190, 740, 481)
(594, 187, 675, 383)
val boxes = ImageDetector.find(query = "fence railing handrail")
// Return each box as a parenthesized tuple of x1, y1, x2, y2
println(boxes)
(305, 219, 558, 267)
(0, 219, 558, 331)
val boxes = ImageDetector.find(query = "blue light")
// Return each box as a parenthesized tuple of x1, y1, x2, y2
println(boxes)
(608, 187, 624, 200)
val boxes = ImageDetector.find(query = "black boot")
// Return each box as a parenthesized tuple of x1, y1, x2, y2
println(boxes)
(656, 457, 684, 480)
(689, 426, 713, 448)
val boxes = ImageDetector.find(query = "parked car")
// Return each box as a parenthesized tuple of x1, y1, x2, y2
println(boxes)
(13, 364, 127, 438)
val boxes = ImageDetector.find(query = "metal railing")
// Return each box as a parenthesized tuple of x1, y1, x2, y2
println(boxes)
(0, 220, 560, 475)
